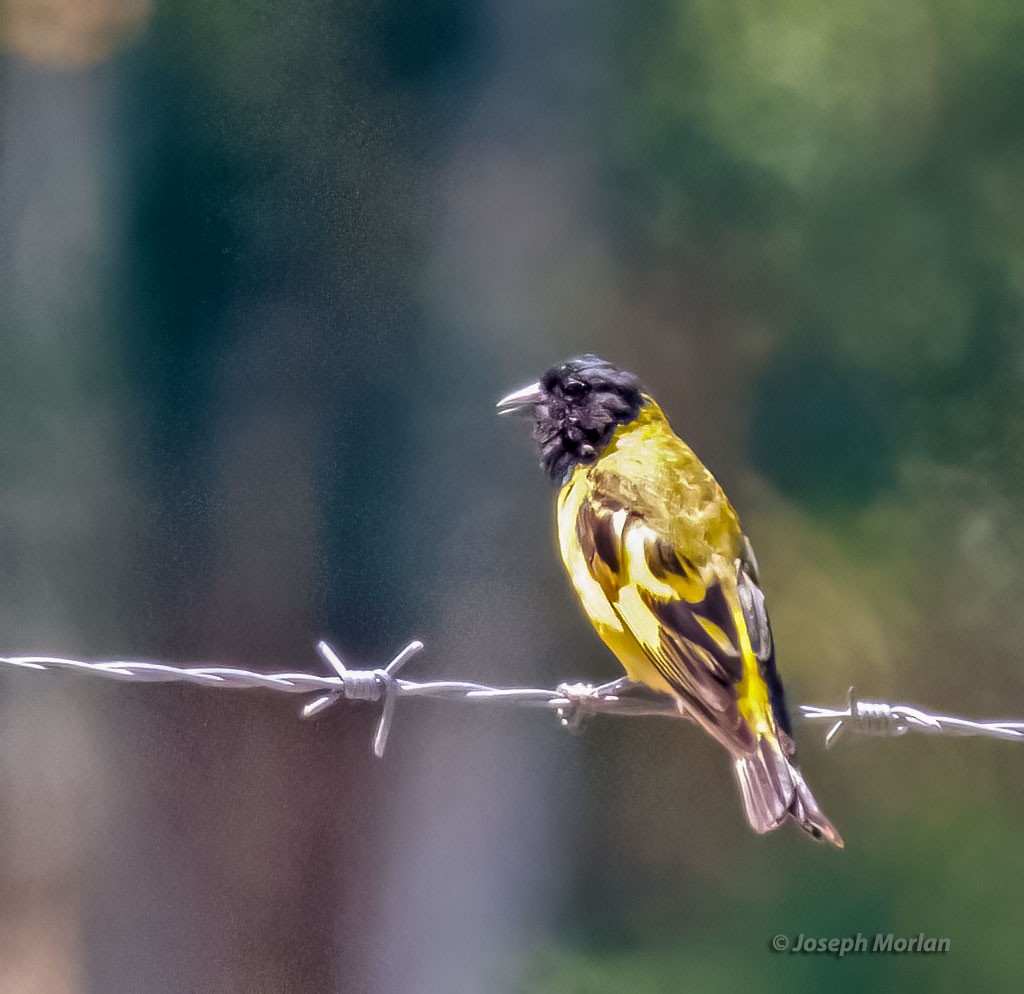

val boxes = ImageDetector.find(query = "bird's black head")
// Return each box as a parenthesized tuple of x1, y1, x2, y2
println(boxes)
(496, 354, 645, 482)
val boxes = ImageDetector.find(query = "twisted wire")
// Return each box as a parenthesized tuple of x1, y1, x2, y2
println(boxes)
(3, 643, 1023, 756)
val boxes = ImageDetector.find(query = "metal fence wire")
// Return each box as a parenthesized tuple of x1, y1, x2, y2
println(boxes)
(4, 640, 1023, 757)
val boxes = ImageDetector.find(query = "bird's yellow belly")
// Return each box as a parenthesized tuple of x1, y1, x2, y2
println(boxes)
(591, 617, 677, 697)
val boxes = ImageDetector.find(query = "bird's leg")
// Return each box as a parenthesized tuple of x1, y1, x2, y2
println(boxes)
(595, 677, 692, 719)
(592, 676, 644, 699)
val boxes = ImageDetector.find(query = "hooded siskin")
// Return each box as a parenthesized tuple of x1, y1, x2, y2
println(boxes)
(497, 354, 842, 847)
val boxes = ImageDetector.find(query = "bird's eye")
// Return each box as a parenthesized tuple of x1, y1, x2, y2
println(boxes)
(563, 380, 589, 398)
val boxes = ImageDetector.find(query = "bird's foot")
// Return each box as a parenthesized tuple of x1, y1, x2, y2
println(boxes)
(554, 678, 688, 732)
(554, 682, 605, 733)
(592, 676, 646, 699)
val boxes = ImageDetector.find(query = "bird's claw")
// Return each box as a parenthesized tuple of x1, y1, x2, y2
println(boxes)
(555, 682, 601, 733)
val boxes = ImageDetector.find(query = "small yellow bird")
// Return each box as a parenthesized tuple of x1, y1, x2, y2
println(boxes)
(497, 354, 842, 847)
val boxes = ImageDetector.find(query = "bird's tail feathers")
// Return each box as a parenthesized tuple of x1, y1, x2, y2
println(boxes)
(733, 734, 843, 848)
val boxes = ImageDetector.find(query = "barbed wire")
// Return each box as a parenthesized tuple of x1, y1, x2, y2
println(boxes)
(2, 641, 1023, 757)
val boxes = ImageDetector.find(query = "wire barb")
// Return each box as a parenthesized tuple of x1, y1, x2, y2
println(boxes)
(301, 640, 425, 756)
(3, 645, 1024, 754)
(801, 686, 1024, 746)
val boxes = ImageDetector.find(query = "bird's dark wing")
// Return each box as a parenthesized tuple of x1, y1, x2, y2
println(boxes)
(736, 535, 793, 741)
(575, 494, 759, 756)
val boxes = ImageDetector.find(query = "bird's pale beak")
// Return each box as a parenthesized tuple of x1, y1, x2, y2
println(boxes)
(495, 381, 544, 416)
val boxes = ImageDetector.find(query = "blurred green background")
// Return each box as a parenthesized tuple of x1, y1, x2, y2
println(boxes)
(2, 0, 1023, 991)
